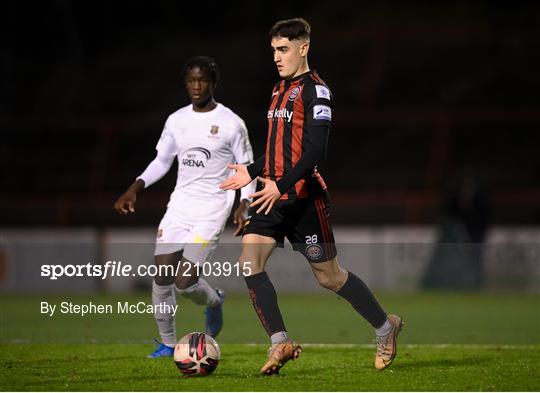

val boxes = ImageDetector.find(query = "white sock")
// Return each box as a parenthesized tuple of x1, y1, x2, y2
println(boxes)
(271, 331, 289, 345)
(375, 318, 393, 337)
(152, 281, 177, 347)
(176, 278, 220, 307)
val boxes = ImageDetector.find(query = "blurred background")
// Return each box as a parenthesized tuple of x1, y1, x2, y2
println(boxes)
(1, 1, 539, 295)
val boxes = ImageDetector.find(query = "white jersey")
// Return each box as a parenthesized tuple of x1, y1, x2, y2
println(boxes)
(155, 103, 255, 222)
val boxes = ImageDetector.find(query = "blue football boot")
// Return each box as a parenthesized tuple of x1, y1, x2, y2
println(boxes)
(205, 288, 225, 338)
(148, 339, 175, 358)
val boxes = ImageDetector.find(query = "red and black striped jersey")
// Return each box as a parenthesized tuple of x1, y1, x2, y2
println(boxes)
(264, 70, 333, 200)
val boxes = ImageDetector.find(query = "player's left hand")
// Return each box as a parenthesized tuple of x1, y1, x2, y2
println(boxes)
(233, 199, 250, 236)
(249, 177, 281, 215)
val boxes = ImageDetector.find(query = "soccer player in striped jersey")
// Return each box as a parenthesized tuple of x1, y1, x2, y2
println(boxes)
(115, 56, 256, 358)
(220, 18, 403, 374)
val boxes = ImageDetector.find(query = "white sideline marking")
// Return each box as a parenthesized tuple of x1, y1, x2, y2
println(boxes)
(2, 340, 537, 348)
(245, 343, 538, 349)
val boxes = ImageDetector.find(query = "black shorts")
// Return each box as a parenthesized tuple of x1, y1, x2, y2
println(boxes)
(243, 191, 337, 263)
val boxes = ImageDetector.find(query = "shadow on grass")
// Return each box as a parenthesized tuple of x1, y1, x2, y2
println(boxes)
(391, 355, 493, 370)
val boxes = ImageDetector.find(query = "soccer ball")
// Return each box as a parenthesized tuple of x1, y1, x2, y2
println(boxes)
(174, 332, 221, 376)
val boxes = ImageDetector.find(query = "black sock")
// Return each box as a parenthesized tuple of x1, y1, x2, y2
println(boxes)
(336, 270, 387, 328)
(244, 271, 286, 336)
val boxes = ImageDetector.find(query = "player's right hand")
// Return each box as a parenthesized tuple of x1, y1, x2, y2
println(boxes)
(114, 191, 137, 214)
(219, 164, 251, 190)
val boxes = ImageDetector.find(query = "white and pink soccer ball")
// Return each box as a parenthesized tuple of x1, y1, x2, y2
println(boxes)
(174, 332, 221, 377)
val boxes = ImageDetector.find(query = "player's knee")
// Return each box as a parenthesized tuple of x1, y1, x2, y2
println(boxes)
(315, 272, 340, 291)
(239, 254, 264, 275)
(175, 274, 198, 290)
(154, 275, 174, 286)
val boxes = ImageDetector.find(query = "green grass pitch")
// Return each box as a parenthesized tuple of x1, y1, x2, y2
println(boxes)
(1, 292, 539, 391)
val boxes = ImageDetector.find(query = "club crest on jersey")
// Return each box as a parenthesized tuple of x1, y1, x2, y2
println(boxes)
(210, 125, 219, 135)
(288, 86, 301, 101)
(306, 244, 323, 260)
(157, 229, 163, 238)
(181, 147, 211, 168)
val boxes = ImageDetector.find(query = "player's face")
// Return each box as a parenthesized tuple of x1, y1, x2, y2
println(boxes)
(271, 36, 309, 80)
(185, 67, 214, 105)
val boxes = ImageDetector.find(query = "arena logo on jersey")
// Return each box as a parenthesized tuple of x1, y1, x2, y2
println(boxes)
(313, 105, 331, 121)
(267, 108, 293, 122)
(315, 85, 330, 100)
(288, 86, 301, 101)
(181, 147, 211, 168)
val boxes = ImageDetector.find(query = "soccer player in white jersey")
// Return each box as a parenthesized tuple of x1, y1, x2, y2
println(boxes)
(114, 56, 256, 358)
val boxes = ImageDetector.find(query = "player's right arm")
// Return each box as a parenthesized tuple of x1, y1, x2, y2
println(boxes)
(221, 83, 277, 191)
(114, 117, 177, 214)
(247, 154, 265, 180)
(114, 153, 175, 214)
(114, 178, 144, 214)
(220, 154, 265, 191)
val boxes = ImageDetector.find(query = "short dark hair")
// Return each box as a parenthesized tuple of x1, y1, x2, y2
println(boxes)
(269, 18, 311, 41)
(182, 55, 220, 87)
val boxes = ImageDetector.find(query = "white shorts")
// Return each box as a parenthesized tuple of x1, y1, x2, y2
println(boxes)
(154, 210, 225, 261)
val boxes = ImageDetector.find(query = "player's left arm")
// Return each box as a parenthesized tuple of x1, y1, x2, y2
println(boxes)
(250, 83, 333, 214)
(274, 126, 328, 194)
(229, 121, 257, 234)
(250, 126, 328, 214)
